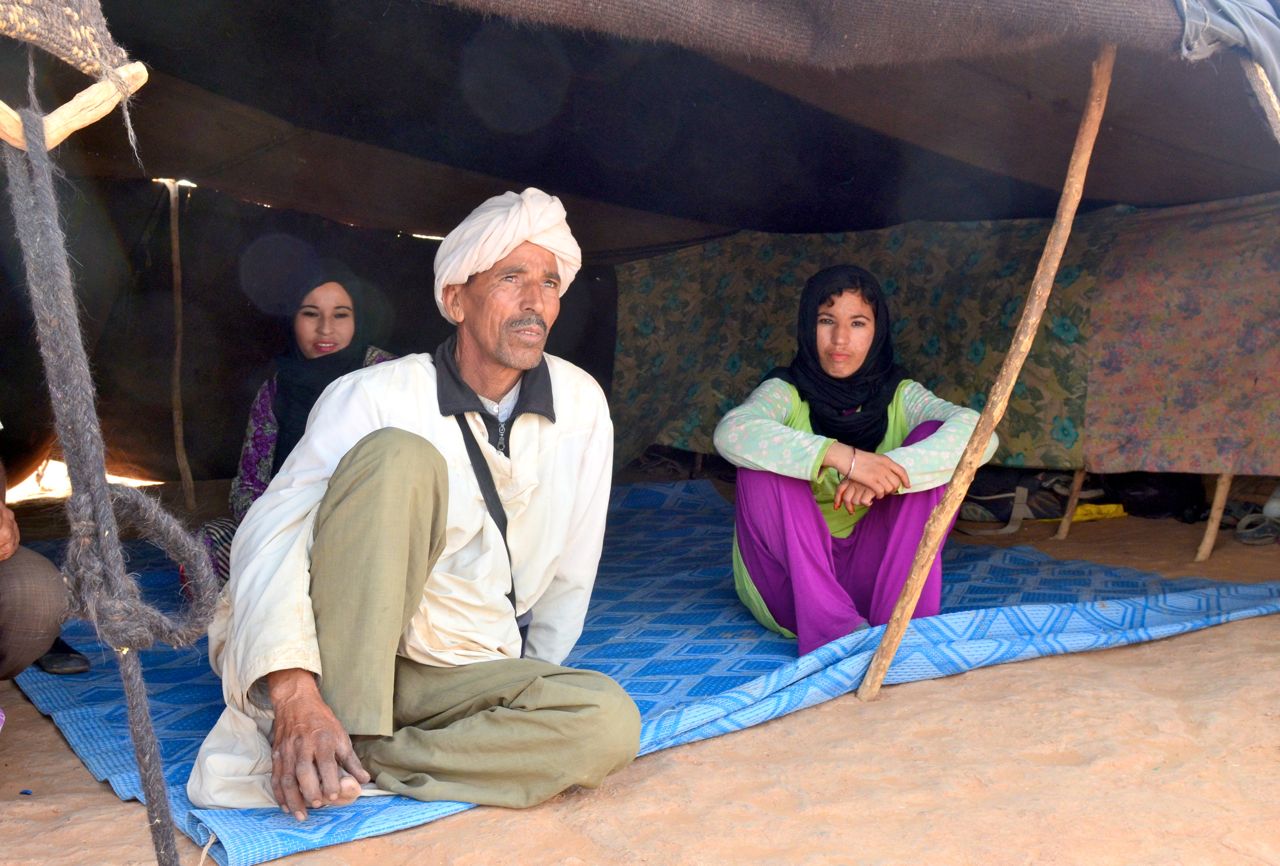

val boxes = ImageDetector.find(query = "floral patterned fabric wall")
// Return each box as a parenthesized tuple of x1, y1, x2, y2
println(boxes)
(613, 192, 1280, 474)
(1085, 194, 1280, 476)
(613, 211, 1109, 468)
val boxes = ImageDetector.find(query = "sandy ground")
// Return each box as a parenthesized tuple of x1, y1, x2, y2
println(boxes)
(2, 493, 1279, 865)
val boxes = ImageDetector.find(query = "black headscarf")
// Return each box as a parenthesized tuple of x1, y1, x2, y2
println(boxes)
(270, 262, 372, 477)
(766, 265, 906, 451)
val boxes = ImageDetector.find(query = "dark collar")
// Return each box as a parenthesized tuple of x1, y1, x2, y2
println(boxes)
(434, 333, 556, 423)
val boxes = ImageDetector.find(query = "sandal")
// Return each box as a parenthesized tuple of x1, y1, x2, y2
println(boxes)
(36, 636, 90, 675)
(1235, 514, 1280, 546)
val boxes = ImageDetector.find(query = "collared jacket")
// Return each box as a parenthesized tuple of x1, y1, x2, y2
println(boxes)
(187, 344, 613, 808)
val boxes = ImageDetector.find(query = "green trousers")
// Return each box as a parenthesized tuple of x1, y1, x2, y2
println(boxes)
(309, 427, 639, 808)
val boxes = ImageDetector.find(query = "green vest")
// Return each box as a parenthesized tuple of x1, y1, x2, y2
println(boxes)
(732, 379, 912, 638)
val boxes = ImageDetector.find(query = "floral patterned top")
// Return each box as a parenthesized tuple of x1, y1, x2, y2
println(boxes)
(714, 377, 997, 537)
(228, 346, 396, 520)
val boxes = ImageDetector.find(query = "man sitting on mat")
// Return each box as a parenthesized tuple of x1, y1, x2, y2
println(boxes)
(188, 188, 639, 819)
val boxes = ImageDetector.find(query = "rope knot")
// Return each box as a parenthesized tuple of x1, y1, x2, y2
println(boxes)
(57, 485, 220, 648)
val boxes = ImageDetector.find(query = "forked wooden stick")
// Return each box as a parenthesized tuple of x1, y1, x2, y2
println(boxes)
(0, 61, 147, 151)
(1053, 467, 1087, 540)
(856, 44, 1118, 702)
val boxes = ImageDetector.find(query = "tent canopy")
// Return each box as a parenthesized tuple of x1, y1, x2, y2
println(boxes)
(19, 0, 1280, 251)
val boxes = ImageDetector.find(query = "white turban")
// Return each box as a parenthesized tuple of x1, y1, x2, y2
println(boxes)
(433, 188, 582, 323)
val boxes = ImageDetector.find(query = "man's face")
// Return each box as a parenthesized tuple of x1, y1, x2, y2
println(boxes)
(444, 241, 562, 374)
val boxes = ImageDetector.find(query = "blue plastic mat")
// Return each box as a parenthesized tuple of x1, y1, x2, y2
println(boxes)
(13, 480, 1280, 865)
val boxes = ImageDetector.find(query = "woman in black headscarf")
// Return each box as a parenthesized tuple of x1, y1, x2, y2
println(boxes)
(197, 248, 395, 582)
(713, 265, 997, 655)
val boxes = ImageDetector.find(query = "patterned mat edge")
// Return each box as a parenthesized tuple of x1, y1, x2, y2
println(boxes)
(635, 581, 1280, 754)
(13, 485, 1280, 866)
(24, 577, 1273, 866)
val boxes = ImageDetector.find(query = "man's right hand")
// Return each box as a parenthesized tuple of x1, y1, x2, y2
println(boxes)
(266, 668, 371, 821)
(0, 503, 19, 563)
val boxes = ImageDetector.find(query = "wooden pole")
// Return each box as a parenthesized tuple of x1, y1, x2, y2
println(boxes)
(1194, 472, 1233, 563)
(0, 62, 147, 151)
(1240, 58, 1280, 146)
(857, 44, 1117, 702)
(162, 180, 197, 513)
(1053, 467, 1087, 540)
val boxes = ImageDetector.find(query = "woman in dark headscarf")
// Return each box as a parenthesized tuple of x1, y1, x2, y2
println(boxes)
(198, 249, 395, 581)
(713, 265, 997, 655)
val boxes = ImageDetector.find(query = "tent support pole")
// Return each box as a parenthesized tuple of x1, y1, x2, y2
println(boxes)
(162, 179, 197, 513)
(1053, 467, 1087, 540)
(1194, 472, 1233, 562)
(857, 43, 1117, 702)
(1240, 58, 1280, 146)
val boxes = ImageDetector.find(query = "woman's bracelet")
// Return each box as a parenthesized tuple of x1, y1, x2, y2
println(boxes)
(844, 448, 857, 481)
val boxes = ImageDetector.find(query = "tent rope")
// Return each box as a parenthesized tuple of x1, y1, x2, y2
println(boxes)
(2, 77, 219, 865)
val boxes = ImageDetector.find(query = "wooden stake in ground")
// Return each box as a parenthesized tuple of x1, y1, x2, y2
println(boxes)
(1195, 472, 1234, 563)
(856, 43, 1118, 702)
(1053, 467, 1087, 540)
(160, 179, 197, 513)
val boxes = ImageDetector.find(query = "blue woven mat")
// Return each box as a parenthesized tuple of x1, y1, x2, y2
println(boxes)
(12, 480, 1280, 865)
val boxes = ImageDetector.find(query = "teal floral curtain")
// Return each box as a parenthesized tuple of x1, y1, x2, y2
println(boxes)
(613, 212, 1109, 468)
(614, 193, 1280, 473)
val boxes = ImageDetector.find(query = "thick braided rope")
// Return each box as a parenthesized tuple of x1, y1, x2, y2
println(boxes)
(2, 107, 219, 645)
(3, 99, 217, 866)
(64, 484, 220, 646)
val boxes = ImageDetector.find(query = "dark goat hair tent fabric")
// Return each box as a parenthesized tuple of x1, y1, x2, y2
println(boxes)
(34, 1, 1280, 237)
(446, 0, 1185, 67)
(0, 1, 1267, 245)
(72, 2, 1069, 236)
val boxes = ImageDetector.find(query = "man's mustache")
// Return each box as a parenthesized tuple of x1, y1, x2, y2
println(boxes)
(507, 315, 547, 333)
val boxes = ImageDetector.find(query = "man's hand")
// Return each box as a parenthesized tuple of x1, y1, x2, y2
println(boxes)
(267, 668, 371, 821)
(0, 503, 19, 563)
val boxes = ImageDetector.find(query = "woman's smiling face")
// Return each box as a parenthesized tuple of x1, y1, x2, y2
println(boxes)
(815, 289, 875, 379)
(293, 281, 355, 359)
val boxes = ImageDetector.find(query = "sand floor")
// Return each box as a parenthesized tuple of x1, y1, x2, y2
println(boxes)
(2, 500, 1278, 865)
